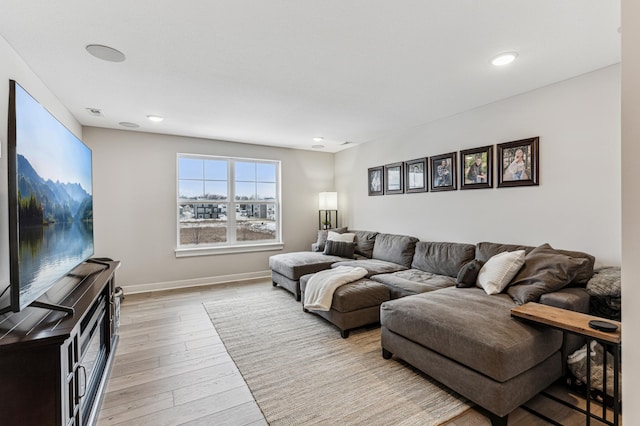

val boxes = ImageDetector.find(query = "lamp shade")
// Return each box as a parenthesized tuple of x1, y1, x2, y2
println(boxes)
(318, 192, 338, 210)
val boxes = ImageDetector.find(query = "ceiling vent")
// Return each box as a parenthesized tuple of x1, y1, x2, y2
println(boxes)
(86, 108, 103, 117)
(341, 141, 353, 145)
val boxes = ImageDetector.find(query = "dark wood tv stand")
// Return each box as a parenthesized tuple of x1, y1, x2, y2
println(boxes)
(0, 260, 120, 426)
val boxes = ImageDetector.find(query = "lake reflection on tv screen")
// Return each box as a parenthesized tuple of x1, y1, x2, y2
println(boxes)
(19, 222, 94, 302)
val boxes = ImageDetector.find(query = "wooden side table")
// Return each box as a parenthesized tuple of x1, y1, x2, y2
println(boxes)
(511, 302, 621, 426)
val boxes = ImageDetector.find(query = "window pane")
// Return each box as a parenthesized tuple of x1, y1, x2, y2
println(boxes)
(204, 160, 227, 180)
(179, 203, 228, 244)
(179, 180, 204, 200)
(257, 182, 276, 200)
(204, 181, 228, 200)
(257, 163, 276, 182)
(236, 203, 276, 242)
(235, 161, 256, 181)
(235, 181, 256, 200)
(179, 158, 203, 180)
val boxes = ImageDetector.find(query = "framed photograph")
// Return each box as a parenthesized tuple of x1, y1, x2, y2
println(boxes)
(430, 152, 457, 192)
(368, 166, 384, 196)
(497, 137, 539, 188)
(404, 158, 428, 193)
(460, 145, 493, 190)
(384, 162, 404, 195)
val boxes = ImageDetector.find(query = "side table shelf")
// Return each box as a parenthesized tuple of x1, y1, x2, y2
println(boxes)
(511, 302, 621, 426)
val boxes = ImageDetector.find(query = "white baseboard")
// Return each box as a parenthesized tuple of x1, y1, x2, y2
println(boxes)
(122, 270, 271, 295)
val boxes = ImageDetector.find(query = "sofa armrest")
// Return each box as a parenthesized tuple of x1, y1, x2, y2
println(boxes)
(539, 287, 590, 313)
(539, 287, 591, 362)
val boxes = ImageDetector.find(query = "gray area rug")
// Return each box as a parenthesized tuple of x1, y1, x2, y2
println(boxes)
(203, 284, 470, 425)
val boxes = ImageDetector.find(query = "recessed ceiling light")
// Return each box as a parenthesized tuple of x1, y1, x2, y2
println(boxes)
(119, 122, 140, 128)
(312, 145, 325, 149)
(491, 52, 518, 66)
(147, 115, 164, 122)
(86, 44, 126, 62)
(312, 137, 324, 142)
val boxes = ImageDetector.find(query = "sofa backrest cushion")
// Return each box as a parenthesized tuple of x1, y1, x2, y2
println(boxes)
(475, 242, 535, 262)
(507, 243, 591, 304)
(553, 249, 595, 285)
(477, 241, 595, 285)
(351, 230, 379, 258)
(411, 241, 476, 277)
(372, 233, 419, 267)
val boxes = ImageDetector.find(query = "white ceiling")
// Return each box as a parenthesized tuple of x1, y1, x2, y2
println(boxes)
(0, 1, 620, 153)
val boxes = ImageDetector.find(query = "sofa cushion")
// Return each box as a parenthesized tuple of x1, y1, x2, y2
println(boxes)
(475, 242, 535, 262)
(554, 249, 595, 285)
(456, 259, 484, 288)
(371, 233, 419, 268)
(507, 243, 590, 305)
(477, 241, 595, 285)
(380, 286, 563, 382)
(372, 269, 456, 299)
(332, 258, 408, 277)
(477, 250, 526, 295)
(315, 227, 348, 251)
(351, 230, 379, 258)
(411, 241, 476, 277)
(300, 275, 390, 312)
(269, 252, 348, 280)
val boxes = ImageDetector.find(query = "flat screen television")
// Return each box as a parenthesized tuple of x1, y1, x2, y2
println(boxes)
(4, 80, 94, 314)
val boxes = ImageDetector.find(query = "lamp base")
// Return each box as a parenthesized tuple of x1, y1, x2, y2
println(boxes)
(318, 210, 338, 230)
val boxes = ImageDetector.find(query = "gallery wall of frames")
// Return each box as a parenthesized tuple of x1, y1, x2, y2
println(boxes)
(368, 137, 539, 196)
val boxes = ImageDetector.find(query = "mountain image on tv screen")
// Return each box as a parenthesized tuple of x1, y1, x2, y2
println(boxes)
(13, 82, 94, 309)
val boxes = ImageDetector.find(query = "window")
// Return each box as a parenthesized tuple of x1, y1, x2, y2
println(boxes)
(177, 154, 281, 254)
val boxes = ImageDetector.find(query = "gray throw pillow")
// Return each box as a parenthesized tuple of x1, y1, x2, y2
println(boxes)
(315, 227, 348, 251)
(456, 259, 484, 288)
(323, 240, 355, 259)
(352, 230, 378, 258)
(507, 243, 589, 305)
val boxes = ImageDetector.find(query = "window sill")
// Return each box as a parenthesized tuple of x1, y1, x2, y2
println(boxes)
(175, 242, 284, 258)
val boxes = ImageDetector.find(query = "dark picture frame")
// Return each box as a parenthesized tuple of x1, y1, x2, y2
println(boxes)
(368, 166, 384, 196)
(460, 145, 493, 190)
(404, 158, 428, 193)
(384, 162, 404, 195)
(497, 137, 539, 188)
(430, 152, 457, 192)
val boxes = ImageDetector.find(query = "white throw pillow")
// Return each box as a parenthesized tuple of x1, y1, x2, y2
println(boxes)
(328, 231, 355, 243)
(476, 250, 526, 295)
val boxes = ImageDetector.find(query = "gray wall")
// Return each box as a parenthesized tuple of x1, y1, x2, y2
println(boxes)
(335, 65, 621, 266)
(83, 127, 334, 292)
(621, 0, 639, 422)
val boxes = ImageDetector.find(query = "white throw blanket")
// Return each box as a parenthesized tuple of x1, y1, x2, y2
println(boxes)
(304, 266, 368, 311)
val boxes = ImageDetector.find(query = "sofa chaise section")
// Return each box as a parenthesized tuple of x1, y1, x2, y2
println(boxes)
(269, 252, 350, 300)
(381, 286, 564, 423)
(380, 241, 595, 424)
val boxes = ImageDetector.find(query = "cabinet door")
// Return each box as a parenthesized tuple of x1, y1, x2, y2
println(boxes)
(62, 335, 80, 426)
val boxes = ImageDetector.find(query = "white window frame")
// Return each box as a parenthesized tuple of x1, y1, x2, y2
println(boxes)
(175, 153, 283, 257)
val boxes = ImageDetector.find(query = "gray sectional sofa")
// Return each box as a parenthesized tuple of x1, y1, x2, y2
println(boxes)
(268, 229, 595, 425)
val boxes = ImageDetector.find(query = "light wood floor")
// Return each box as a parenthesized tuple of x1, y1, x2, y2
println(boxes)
(98, 279, 618, 426)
